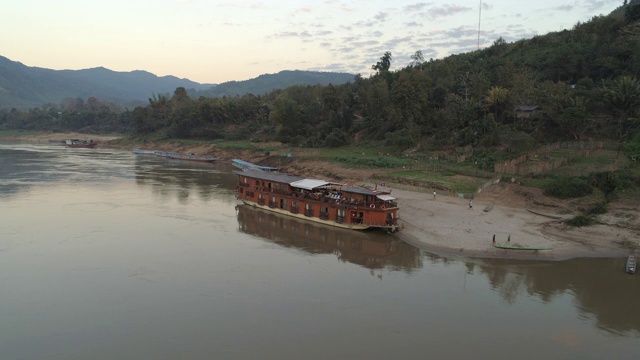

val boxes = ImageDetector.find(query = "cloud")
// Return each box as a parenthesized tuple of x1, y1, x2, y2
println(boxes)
(403, 2, 432, 12)
(374, 12, 389, 22)
(552, 5, 574, 12)
(427, 5, 473, 20)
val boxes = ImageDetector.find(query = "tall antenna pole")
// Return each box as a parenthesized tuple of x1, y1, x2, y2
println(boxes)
(477, 0, 481, 50)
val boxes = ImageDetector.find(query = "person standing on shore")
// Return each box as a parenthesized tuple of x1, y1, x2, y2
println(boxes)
(508, 234, 511, 243)
(492, 234, 496, 244)
(433, 191, 436, 199)
(468, 200, 473, 210)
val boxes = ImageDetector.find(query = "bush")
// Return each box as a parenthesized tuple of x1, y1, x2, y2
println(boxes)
(588, 202, 607, 215)
(565, 215, 594, 227)
(543, 177, 593, 199)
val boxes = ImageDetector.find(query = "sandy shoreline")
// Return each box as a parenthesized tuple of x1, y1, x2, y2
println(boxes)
(3, 132, 639, 261)
(390, 187, 635, 261)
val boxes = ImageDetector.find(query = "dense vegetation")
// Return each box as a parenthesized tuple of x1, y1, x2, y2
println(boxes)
(2, 2, 640, 163)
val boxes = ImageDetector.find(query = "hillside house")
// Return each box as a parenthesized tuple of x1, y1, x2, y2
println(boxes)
(515, 105, 541, 119)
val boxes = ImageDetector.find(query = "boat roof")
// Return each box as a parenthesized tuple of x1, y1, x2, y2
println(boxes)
(290, 179, 342, 190)
(235, 169, 303, 183)
(236, 170, 393, 197)
(376, 194, 396, 201)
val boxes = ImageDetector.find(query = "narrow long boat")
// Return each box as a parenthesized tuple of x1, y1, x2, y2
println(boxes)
(65, 139, 96, 148)
(493, 243, 552, 251)
(626, 255, 636, 274)
(235, 169, 400, 232)
(132, 149, 216, 162)
(232, 158, 279, 172)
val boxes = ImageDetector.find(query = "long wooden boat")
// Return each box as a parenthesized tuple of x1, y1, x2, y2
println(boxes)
(492, 243, 552, 251)
(626, 255, 636, 274)
(232, 158, 279, 172)
(132, 149, 216, 162)
(166, 152, 216, 162)
(65, 139, 96, 148)
(235, 169, 400, 232)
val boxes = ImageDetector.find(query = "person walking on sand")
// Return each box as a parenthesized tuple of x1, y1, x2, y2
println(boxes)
(492, 234, 496, 244)
(468, 200, 473, 210)
(507, 234, 511, 243)
(433, 191, 436, 199)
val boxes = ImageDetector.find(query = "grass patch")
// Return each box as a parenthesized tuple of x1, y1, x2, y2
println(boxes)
(381, 169, 483, 194)
(0, 130, 43, 138)
(543, 177, 593, 199)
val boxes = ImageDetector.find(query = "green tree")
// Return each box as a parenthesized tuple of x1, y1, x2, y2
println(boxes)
(372, 51, 392, 74)
(410, 50, 424, 70)
(485, 86, 510, 122)
(602, 75, 640, 140)
(269, 94, 302, 143)
(559, 96, 592, 140)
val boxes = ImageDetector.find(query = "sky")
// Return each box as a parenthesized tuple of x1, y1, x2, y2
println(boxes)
(1, 0, 624, 84)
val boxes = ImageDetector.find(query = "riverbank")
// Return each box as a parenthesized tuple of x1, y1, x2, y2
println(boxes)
(390, 185, 637, 261)
(3, 131, 638, 261)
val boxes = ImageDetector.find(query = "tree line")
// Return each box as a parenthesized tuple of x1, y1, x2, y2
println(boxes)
(2, 2, 639, 160)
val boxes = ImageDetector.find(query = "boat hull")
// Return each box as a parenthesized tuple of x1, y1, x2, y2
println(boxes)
(133, 149, 215, 162)
(65, 139, 96, 148)
(493, 243, 552, 251)
(66, 144, 97, 148)
(241, 199, 370, 230)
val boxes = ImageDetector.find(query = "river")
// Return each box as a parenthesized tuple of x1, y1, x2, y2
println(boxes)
(0, 142, 638, 360)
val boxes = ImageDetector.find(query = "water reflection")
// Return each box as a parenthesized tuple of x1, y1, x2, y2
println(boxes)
(132, 156, 237, 203)
(236, 204, 423, 272)
(470, 257, 640, 335)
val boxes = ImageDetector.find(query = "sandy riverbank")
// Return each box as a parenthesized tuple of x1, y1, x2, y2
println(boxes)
(390, 186, 638, 261)
(4, 131, 639, 261)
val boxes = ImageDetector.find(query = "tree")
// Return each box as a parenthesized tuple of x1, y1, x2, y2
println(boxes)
(410, 50, 424, 70)
(485, 86, 510, 122)
(372, 51, 392, 74)
(269, 94, 302, 143)
(602, 76, 640, 140)
(559, 96, 592, 140)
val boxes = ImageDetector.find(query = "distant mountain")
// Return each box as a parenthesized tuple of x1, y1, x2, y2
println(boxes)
(0, 55, 214, 108)
(192, 70, 355, 98)
(0, 56, 355, 109)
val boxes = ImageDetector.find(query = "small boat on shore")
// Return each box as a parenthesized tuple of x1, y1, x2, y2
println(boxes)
(132, 149, 216, 162)
(232, 158, 279, 172)
(626, 255, 636, 274)
(65, 139, 96, 148)
(165, 152, 216, 162)
(493, 243, 552, 251)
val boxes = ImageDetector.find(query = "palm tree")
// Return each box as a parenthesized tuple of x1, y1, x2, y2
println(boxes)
(603, 76, 640, 140)
(485, 86, 509, 122)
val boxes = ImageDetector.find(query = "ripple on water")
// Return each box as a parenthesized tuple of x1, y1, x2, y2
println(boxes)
(62, 202, 120, 212)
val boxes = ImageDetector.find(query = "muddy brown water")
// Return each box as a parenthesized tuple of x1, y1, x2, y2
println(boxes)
(1, 142, 638, 360)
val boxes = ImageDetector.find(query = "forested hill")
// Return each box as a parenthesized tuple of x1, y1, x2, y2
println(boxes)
(2, 1, 640, 164)
(0, 56, 355, 109)
(192, 70, 355, 98)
